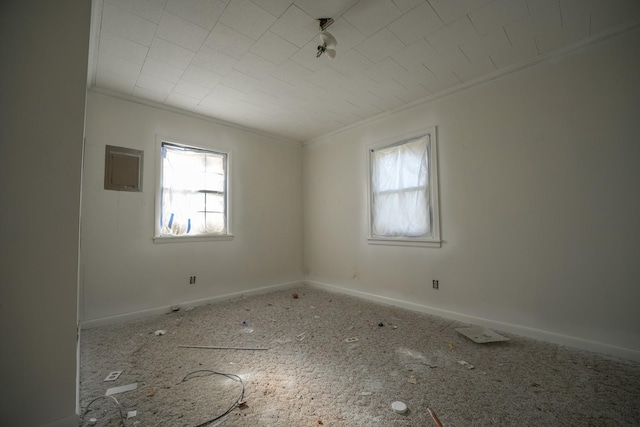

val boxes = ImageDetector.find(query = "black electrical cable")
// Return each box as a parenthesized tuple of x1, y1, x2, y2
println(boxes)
(179, 369, 246, 427)
(81, 395, 126, 426)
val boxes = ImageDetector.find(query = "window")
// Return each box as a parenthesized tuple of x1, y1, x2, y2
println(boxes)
(154, 140, 231, 242)
(368, 128, 440, 247)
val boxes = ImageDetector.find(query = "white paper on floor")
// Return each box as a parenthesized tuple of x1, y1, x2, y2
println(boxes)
(105, 383, 138, 396)
(455, 326, 509, 343)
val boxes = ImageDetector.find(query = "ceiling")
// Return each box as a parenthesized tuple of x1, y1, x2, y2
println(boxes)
(88, 0, 640, 143)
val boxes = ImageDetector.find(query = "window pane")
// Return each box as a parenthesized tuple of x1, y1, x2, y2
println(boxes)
(371, 135, 430, 238)
(160, 143, 227, 236)
(205, 212, 225, 233)
(372, 190, 429, 237)
(205, 193, 224, 213)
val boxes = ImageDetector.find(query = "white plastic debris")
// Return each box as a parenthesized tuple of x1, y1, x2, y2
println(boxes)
(458, 360, 475, 369)
(154, 330, 166, 336)
(104, 370, 123, 382)
(105, 383, 138, 396)
(88, 418, 98, 425)
(391, 401, 408, 414)
(344, 337, 359, 343)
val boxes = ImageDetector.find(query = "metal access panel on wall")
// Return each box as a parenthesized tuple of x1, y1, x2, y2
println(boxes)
(104, 145, 143, 192)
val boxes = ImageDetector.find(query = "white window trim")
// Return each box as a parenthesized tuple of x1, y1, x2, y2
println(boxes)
(153, 135, 233, 243)
(366, 127, 441, 248)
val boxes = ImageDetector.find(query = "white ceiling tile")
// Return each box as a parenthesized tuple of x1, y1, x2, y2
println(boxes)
(355, 28, 405, 63)
(460, 30, 511, 61)
(363, 57, 406, 84)
(156, 12, 210, 51)
(203, 24, 256, 59)
(148, 38, 196, 69)
(136, 74, 175, 95)
(165, 92, 200, 110)
(100, 31, 149, 65)
(257, 76, 297, 97)
(423, 48, 469, 77)
(219, 0, 277, 40)
(526, 0, 559, 14)
(192, 47, 238, 75)
(594, 1, 640, 34)
(270, 5, 319, 48)
(141, 57, 185, 83)
(392, 38, 440, 69)
(307, 67, 354, 91)
(469, 0, 529, 36)
(505, 3, 560, 47)
(194, 99, 237, 117)
(365, 86, 406, 110)
(164, 0, 227, 30)
(534, 12, 589, 53)
(250, 31, 300, 65)
(101, 3, 158, 46)
(204, 84, 247, 103)
(392, 0, 427, 14)
(293, 0, 360, 20)
(252, 0, 295, 17)
(220, 71, 261, 92)
(420, 70, 461, 92)
(173, 79, 210, 100)
(338, 91, 384, 116)
(105, 0, 167, 24)
(394, 62, 437, 87)
(241, 90, 279, 109)
(97, 52, 143, 78)
(328, 49, 375, 77)
(343, 0, 403, 36)
(233, 52, 279, 79)
(393, 82, 432, 103)
(327, 18, 367, 52)
(95, 68, 138, 94)
(452, 56, 496, 81)
(427, 0, 493, 24)
(562, 0, 640, 35)
(426, 16, 479, 53)
(182, 64, 224, 88)
(133, 85, 171, 102)
(489, 36, 538, 68)
(387, 2, 444, 45)
(270, 60, 316, 85)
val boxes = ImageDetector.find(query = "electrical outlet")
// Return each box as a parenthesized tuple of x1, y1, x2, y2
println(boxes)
(432, 280, 439, 289)
(189, 276, 196, 284)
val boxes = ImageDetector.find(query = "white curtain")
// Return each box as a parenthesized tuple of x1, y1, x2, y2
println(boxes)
(371, 135, 430, 238)
(161, 144, 226, 235)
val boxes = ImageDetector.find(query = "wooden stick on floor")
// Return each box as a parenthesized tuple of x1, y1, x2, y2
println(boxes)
(178, 345, 269, 350)
(428, 408, 444, 427)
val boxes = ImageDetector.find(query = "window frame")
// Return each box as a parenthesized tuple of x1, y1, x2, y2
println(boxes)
(153, 136, 233, 243)
(366, 127, 441, 248)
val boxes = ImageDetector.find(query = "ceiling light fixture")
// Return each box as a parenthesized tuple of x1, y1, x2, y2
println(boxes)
(316, 18, 337, 59)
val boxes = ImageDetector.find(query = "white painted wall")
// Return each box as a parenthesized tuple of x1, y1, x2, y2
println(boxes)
(0, 1, 90, 426)
(81, 92, 303, 324)
(303, 29, 640, 361)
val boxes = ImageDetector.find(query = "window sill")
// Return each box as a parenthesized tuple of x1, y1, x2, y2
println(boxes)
(153, 234, 234, 244)
(368, 238, 441, 248)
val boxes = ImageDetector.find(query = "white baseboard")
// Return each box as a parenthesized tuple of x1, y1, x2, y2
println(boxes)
(306, 279, 640, 363)
(81, 280, 304, 329)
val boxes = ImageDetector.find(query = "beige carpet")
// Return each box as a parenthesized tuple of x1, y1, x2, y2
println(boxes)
(80, 285, 640, 426)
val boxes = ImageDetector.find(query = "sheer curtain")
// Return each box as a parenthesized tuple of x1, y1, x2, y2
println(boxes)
(371, 135, 430, 238)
